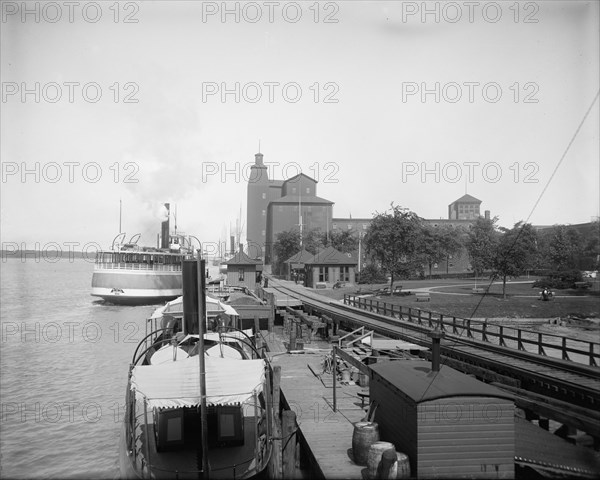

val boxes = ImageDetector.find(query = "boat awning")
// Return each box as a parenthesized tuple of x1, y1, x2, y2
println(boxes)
(150, 295, 239, 319)
(131, 355, 265, 409)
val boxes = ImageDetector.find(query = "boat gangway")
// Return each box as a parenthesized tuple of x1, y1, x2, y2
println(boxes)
(266, 278, 600, 447)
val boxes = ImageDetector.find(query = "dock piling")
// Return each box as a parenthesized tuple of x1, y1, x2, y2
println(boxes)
(282, 410, 297, 478)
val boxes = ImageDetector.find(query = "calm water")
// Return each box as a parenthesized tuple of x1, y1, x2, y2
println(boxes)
(1, 258, 158, 479)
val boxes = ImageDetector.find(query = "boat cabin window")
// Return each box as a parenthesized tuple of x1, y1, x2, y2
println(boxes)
(154, 408, 185, 451)
(98, 251, 185, 265)
(217, 405, 244, 445)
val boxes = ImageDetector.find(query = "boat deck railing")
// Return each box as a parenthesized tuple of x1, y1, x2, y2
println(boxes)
(94, 262, 182, 272)
(127, 383, 269, 479)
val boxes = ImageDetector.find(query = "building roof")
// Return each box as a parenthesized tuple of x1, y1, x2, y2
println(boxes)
(305, 246, 357, 265)
(450, 194, 482, 204)
(370, 360, 513, 403)
(284, 249, 314, 265)
(269, 194, 334, 205)
(224, 250, 262, 266)
(283, 172, 318, 185)
(268, 180, 284, 188)
(332, 217, 373, 222)
(423, 219, 474, 226)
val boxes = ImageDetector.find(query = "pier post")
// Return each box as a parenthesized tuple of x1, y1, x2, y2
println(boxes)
(269, 366, 283, 478)
(254, 315, 262, 357)
(332, 345, 337, 411)
(289, 320, 297, 351)
(282, 410, 297, 478)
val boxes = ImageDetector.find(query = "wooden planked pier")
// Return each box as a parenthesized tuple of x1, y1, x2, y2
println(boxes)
(264, 326, 368, 479)
(259, 308, 600, 478)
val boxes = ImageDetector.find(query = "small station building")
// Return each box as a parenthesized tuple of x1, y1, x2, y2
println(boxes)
(303, 246, 358, 288)
(369, 359, 515, 478)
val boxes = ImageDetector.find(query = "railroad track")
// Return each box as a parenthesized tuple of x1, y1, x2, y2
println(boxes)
(269, 281, 600, 433)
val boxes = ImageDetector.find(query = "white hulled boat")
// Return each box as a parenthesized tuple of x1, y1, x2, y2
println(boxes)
(91, 203, 195, 305)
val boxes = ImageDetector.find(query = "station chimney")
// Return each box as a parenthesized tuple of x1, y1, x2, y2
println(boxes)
(428, 329, 445, 373)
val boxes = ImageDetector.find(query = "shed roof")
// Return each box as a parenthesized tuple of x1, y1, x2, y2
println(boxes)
(370, 360, 513, 403)
(224, 250, 262, 266)
(305, 246, 357, 265)
(284, 249, 314, 265)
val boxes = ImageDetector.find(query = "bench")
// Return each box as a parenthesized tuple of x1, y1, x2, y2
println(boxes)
(472, 287, 488, 294)
(375, 287, 391, 296)
(315, 282, 327, 289)
(415, 292, 430, 302)
(392, 286, 403, 296)
(357, 391, 370, 408)
(574, 282, 593, 290)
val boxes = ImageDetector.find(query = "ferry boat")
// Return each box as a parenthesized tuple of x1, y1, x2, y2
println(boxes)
(118, 260, 273, 479)
(91, 204, 195, 305)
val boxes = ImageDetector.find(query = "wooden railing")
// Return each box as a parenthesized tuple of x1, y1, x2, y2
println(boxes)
(344, 294, 600, 367)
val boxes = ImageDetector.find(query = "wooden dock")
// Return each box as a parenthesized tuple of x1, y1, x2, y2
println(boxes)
(264, 326, 368, 479)
(261, 324, 600, 479)
(257, 284, 303, 309)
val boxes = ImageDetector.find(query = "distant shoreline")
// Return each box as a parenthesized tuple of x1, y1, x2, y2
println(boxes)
(1, 250, 93, 259)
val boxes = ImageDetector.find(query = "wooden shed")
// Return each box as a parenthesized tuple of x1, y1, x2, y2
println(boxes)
(369, 360, 515, 479)
(224, 250, 262, 290)
(303, 246, 357, 288)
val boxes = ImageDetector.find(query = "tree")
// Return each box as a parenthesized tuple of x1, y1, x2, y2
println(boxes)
(303, 228, 323, 255)
(466, 216, 499, 277)
(364, 204, 424, 289)
(420, 224, 464, 278)
(491, 222, 538, 298)
(272, 230, 301, 275)
(321, 229, 359, 254)
(546, 225, 582, 271)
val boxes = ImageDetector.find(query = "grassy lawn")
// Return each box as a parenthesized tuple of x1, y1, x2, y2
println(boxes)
(313, 278, 600, 320)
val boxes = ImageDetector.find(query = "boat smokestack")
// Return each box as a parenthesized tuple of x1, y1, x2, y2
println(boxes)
(161, 203, 170, 250)
(428, 329, 445, 373)
(182, 259, 199, 334)
(230, 235, 235, 256)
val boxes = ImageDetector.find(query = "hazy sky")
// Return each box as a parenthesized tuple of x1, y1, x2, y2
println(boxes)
(2, 1, 599, 255)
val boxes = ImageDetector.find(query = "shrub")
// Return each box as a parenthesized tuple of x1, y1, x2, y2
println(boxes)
(532, 270, 583, 289)
(357, 264, 388, 284)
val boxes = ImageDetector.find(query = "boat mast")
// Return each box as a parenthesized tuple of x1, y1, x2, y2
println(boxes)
(174, 204, 177, 236)
(299, 185, 303, 248)
(197, 254, 209, 478)
(119, 198, 122, 233)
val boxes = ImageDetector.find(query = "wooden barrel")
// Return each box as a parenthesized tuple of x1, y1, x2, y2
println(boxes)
(375, 448, 398, 479)
(367, 441, 395, 478)
(352, 422, 379, 466)
(396, 452, 411, 479)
